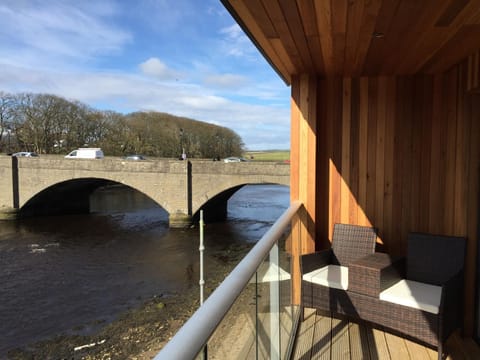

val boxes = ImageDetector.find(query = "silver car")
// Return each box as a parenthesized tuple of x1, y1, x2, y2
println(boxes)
(11, 152, 39, 157)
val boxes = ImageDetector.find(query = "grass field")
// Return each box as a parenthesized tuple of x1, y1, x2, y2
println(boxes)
(243, 150, 290, 162)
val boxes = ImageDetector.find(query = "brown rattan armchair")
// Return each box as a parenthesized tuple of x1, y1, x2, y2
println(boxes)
(301, 223, 377, 315)
(376, 233, 466, 360)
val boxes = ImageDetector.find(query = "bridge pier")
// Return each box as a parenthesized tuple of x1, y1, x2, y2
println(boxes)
(0, 207, 19, 220)
(169, 212, 193, 228)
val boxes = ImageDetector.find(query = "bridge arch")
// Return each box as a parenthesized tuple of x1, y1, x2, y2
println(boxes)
(19, 177, 171, 218)
(193, 180, 290, 223)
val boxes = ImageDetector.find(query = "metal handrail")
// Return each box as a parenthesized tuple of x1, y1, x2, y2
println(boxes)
(155, 200, 303, 360)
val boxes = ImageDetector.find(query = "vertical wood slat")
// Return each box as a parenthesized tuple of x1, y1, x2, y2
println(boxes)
(375, 77, 386, 242)
(341, 78, 352, 224)
(290, 75, 318, 304)
(399, 76, 414, 251)
(358, 77, 369, 227)
(349, 79, 360, 225)
(290, 75, 301, 306)
(366, 79, 378, 224)
(391, 77, 404, 254)
(454, 64, 468, 235)
(383, 77, 396, 251)
(465, 92, 480, 335)
(428, 73, 445, 233)
(466, 50, 480, 92)
(329, 78, 343, 241)
(317, 79, 330, 249)
(418, 75, 433, 233)
(444, 68, 458, 234)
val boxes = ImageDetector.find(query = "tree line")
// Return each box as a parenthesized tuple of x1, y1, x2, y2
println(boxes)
(0, 91, 244, 158)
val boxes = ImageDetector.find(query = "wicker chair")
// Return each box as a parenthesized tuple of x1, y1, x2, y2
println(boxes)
(301, 223, 377, 315)
(376, 233, 466, 360)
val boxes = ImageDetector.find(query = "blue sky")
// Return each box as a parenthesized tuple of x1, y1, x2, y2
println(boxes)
(0, 0, 291, 150)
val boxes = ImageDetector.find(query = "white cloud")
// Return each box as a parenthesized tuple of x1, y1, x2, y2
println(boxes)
(139, 58, 182, 80)
(0, 0, 131, 68)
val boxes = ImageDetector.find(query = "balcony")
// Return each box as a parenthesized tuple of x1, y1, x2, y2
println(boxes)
(154, 203, 479, 359)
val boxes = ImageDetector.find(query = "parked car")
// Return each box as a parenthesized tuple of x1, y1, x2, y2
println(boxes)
(11, 152, 39, 157)
(65, 148, 104, 159)
(125, 154, 146, 160)
(223, 157, 248, 163)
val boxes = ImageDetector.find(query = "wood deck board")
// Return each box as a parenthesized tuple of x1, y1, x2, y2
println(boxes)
(367, 327, 390, 360)
(311, 313, 331, 359)
(292, 309, 480, 360)
(291, 309, 480, 360)
(348, 321, 371, 360)
(292, 308, 316, 359)
(384, 332, 409, 360)
(331, 317, 350, 360)
(403, 337, 434, 360)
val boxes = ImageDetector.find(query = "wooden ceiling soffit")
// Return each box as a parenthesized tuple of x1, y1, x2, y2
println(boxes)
(262, 0, 307, 74)
(401, 0, 480, 74)
(362, 0, 402, 75)
(221, 0, 292, 84)
(296, 0, 325, 73)
(223, 0, 480, 79)
(345, 0, 383, 76)
(375, 0, 432, 75)
(315, 0, 335, 75)
(422, 24, 480, 74)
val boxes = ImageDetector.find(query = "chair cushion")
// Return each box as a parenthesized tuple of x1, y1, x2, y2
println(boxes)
(302, 265, 348, 290)
(379, 279, 442, 314)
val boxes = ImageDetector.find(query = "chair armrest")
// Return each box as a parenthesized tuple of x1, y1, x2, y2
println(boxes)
(301, 249, 333, 274)
(439, 270, 464, 341)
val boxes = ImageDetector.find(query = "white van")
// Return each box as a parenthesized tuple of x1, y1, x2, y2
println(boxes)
(65, 148, 104, 159)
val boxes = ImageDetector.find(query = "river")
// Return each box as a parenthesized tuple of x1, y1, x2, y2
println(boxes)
(0, 184, 289, 357)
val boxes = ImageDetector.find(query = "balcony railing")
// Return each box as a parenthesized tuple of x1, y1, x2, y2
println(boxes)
(155, 201, 303, 359)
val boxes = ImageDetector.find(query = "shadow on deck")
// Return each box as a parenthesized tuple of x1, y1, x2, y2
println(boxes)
(292, 308, 480, 360)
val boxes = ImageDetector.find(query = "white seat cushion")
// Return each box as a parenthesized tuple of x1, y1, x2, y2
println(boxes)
(379, 279, 442, 314)
(302, 265, 348, 290)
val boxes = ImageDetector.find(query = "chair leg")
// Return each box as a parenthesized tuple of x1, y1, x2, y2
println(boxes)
(437, 341, 443, 360)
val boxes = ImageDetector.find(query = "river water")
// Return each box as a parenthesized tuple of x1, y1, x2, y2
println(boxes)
(0, 184, 289, 357)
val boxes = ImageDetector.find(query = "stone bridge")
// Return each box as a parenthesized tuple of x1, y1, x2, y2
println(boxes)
(0, 156, 289, 227)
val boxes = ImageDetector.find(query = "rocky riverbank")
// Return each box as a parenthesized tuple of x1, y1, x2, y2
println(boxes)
(7, 243, 252, 360)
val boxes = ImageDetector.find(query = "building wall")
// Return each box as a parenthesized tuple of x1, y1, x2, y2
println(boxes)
(311, 61, 479, 335)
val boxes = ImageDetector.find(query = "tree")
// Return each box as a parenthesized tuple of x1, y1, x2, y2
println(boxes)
(0, 92, 16, 152)
(1, 91, 245, 158)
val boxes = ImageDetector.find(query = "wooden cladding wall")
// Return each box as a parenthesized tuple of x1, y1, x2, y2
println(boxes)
(314, 64, 479, 333)
(467, 50, 480, 92)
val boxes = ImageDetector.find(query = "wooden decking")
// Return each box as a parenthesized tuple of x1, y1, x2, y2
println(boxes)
(292, 309, 480, 360)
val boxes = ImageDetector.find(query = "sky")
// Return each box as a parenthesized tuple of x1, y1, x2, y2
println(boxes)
(0, 0, 291, 150)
